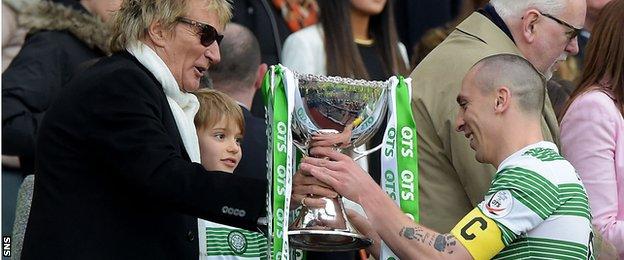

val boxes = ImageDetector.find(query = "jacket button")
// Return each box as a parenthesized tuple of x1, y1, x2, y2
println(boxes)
(187, 231, 195, 241)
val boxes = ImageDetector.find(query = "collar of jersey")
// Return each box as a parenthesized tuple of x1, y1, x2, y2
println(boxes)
(496, 141, 558, 172)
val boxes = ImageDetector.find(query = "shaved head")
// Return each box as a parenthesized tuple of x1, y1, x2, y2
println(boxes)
(209, 23, 261, 92)
(468, 54, 546, 117)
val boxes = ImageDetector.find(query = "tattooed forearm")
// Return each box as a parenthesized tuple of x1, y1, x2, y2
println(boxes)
(399, 227, 424, 241)
(434, 235, 447, 251)
(425, 233, 432, 246)
(399, 227, 457, 255)
(433, 234, 457, 254)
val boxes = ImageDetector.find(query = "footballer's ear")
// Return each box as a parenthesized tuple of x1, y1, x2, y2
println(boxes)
(494, 86, 511, 113)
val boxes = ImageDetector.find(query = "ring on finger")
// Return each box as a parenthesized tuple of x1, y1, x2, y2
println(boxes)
(301, 197, 307, 207)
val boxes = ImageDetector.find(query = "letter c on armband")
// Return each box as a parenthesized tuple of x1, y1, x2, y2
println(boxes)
(450, 208, 505, 260)
(460, 217, 487, 240)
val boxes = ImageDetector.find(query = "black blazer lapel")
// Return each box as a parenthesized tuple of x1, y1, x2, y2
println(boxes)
(122, 51, 192, 162)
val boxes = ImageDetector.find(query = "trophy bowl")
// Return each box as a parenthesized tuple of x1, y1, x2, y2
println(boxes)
(287, 73, 390, 251)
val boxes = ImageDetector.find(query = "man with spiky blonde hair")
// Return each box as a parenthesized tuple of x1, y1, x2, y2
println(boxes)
(20, 0, 313, 258)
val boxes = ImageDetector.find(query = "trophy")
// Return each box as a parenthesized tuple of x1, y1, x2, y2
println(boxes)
(263, 65, 418, 259)
(287, 72, 389, 251)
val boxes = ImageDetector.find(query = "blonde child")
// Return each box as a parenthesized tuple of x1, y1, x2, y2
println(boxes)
(193, 89, 267, 259)
(194, 89, 244, 173)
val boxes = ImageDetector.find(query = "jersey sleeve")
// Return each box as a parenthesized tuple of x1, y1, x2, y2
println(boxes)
(482, 167, 561, 237)
(450, 166, 562, 259)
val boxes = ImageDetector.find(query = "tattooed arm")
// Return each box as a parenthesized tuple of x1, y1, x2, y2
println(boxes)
(355, 181, 472, 260)
(300, 147, 473, 259)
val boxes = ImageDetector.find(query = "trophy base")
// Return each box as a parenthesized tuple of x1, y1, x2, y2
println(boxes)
(288, 230, 372, 252)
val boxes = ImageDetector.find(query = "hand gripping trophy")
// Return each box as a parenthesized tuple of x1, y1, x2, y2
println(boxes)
(263, 65, 418, 260)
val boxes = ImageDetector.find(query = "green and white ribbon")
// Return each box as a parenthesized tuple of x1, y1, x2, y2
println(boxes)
(263, 65, 295, 260)
(380, 76, 418, 260)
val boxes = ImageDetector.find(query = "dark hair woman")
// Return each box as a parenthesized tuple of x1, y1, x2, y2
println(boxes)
(281, 0, 408, 80)
(560, 0, 624, 257)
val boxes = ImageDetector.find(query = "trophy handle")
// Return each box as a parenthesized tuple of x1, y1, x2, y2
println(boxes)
(352, 143, 383, 161)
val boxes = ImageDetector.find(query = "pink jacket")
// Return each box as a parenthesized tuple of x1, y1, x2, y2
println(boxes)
(561, 89, 624, 257)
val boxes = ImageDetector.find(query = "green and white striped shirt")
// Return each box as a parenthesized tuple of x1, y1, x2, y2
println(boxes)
(479, 141, 594, 259)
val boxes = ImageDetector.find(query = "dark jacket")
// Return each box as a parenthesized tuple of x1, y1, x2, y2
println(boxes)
(21, 52, 267, 259)
(2, 0, 109, 174)
(234, 106, 268, 180)
(394, 0, 457, 59)
(231, 0, 291, 66)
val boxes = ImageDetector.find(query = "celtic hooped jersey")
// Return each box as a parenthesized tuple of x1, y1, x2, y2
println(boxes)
(451, 141, 594, 260)
(203, 221, 268, 260)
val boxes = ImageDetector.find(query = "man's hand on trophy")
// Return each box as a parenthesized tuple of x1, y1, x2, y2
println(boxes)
(299, 147, 379, 205)
(291, 169, 338, 209)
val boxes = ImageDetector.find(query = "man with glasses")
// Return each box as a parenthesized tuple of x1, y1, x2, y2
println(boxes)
(408, 0, 619, 257)
(20, 0, 316, 258)
(541, 12, 583, 41)
(176, 17, 225, 47)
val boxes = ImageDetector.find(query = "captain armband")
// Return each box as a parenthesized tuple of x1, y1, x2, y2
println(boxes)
(450, 208, 505, 260)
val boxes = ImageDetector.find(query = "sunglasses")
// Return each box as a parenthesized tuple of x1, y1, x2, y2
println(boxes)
(540, 12, 582, 41)
(176, 17, 224, 47)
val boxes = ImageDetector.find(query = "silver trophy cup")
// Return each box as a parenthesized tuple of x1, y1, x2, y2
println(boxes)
(288, 73, 390, 251)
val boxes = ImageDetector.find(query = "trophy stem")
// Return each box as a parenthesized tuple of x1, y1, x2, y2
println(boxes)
(288, 196, 372, 251)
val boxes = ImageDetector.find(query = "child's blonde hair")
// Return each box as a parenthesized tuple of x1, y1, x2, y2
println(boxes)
(193, 89, 244, 134)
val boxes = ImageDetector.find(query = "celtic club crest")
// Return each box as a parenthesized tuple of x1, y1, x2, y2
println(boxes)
(227, 230, 247, 254)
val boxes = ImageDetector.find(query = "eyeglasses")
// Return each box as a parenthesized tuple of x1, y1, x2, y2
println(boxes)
(540, 12, 582, 41)
(176, 17, 223, 47)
